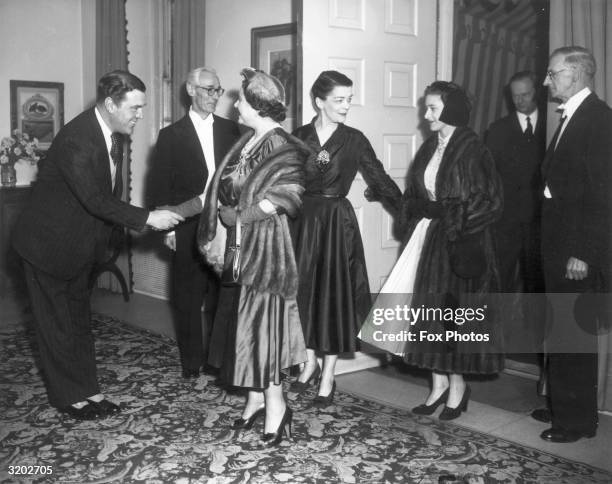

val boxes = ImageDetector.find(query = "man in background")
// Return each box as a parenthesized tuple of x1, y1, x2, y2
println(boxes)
(148, 67, 240, 379)
(13, 70, 183, 420)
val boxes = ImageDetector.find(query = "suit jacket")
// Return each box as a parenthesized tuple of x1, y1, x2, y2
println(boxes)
(541, 92, 612, 277)
(485, 111, 546, 225)
(12, 108, 149, 280)
(148, 113, 240, 261)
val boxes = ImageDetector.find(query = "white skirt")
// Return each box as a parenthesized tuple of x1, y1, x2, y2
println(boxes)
(358, 217, 431, 355)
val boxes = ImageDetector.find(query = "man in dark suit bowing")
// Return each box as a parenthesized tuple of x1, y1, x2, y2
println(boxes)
(12, 70, 183, 420)
(485, 71, 546, 294)
(149, 67, 240, 379)
(538, 46, 612, 443)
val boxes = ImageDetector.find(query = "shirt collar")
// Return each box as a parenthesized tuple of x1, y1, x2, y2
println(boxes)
(189, 107, 214, 128)
(558, 87, 591, 119)
(94, 107, 113, 148)
(516, 108, 538, 123)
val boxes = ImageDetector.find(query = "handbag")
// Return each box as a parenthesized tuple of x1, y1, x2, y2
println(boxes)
(448, 231, 486, 279)
(221, 214, 241, 286)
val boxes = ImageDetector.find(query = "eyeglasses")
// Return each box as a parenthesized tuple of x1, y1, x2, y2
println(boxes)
(546, 68, 571, 80)
(194, 85, 225, 96)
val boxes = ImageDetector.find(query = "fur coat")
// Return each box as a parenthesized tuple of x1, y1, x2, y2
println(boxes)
(198, 129, 310, 299)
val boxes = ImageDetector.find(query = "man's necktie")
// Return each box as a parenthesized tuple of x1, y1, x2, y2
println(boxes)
(524, 116, 533, 140)
(551, 115, 567, 151)
(110, 133, 123, 166)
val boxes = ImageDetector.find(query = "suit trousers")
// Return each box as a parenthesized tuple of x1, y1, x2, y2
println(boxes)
(22, 259, 99, 407)
(542, 254, 599, 434)
(173, 218, 219, 371)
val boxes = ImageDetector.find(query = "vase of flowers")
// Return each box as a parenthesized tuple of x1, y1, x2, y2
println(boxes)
(1, 130, 41, 187)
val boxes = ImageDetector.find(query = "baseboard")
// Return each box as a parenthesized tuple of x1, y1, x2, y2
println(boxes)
(503, 359, 540, 381)
(333, 352, 384, 375)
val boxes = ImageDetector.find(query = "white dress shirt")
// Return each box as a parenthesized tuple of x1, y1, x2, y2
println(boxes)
(516, 109, 538, 133)
(189, 108, 216, 203)
(94, 107, 117, 189)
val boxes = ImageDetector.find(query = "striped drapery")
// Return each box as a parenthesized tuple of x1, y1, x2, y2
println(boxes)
(452, 9, 537, 136)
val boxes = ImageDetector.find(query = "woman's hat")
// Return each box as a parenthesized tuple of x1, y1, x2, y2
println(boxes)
(240, 67, 286, 106)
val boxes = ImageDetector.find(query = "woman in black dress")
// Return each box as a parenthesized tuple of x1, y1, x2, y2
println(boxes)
(290, 71, 401, 404)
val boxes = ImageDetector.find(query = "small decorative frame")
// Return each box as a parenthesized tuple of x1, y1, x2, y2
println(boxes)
(251, 22, 300, 132)
(10, 80, 64, 151)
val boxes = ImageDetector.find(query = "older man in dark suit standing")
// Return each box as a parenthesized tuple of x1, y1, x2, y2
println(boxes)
(12, 70, 183, 420)
(149, 67, 240, 379)
(538, 46, 612, 443)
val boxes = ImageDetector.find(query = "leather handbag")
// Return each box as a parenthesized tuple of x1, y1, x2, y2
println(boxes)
(221, 215, 241, 286)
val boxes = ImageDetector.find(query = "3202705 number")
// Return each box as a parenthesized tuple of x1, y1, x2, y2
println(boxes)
(8, 465, 53, 475)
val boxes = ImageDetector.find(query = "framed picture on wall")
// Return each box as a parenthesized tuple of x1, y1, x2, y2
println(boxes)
(251, 22, 300, 132)
(10, 80, 64, 151)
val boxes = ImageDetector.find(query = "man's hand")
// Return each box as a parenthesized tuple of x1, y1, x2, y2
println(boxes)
(565, 257, 588, 280)
(163, 231, 176, 251)
(147, 210, 184, 230)
(219, 206, 237, 226)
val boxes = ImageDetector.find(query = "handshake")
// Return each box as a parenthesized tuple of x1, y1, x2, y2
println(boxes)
(147, 197, 205, 231)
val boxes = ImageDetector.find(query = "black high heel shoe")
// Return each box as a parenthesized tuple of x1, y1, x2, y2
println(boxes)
(261, 406, 293, 447)
(231, 406, 265, 430)
(439, 385, 471, 421)
(289, 365, 321, 393)
(412, 388, 449, 415)
(313, 381, 336, 407)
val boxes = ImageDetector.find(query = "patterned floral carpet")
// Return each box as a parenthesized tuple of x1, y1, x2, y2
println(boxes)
(1, 314, 611, 484)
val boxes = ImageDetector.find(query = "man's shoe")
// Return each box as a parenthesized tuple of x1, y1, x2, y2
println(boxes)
(182, 368, 200, 379)
(531, 407, 551, 423)
(58, 403, 101, 421)
(540, 427, 596, 443)
(88, 398, 121, 416)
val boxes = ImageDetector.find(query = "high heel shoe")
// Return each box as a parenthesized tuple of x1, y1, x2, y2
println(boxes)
(412, 388, 449, 415)
(261, 406, 293, 447)
(289, 365, 321, 393)
(313, 381, 336, 407)
(231, 406, 265, 430)
(439, 385, 471, 421)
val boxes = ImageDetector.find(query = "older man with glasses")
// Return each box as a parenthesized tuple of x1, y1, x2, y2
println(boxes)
(536, 46, 612, 443)
(149, 67, 240, 379)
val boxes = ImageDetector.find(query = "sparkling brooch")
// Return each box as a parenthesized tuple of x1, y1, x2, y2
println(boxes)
(316, 149, 331, 168)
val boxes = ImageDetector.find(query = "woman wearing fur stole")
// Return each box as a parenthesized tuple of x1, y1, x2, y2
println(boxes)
(360, 81, 504, 421)
(166, 68, 310, 447)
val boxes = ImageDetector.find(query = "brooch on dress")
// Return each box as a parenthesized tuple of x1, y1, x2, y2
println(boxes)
(315, 149, 331, 170)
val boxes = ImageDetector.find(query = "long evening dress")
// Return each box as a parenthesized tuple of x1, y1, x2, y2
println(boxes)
(292, 121, 401, 354)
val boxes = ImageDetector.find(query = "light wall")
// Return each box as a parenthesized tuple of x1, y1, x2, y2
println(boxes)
(205, 0, 294, 118)
(0, 0, 83, 139)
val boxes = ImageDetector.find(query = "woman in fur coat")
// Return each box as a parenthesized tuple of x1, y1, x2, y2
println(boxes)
(166, 68, 310, 447)
(361, 81, 504, 420)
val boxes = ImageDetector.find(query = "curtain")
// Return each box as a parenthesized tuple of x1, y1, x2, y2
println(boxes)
(171, 0, 206, 122)
(452, 10, 538, 136)
(548, 0, 612, 412)
(95, 0, 132, 294)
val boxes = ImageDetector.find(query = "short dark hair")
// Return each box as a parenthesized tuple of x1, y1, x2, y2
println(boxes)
(310, 70, 353, 103)
(241, 70, 287, 122)
(508, 70, 537, 88)
(424, 81, 471, 127)
(551, 46, 596, 79)
(96, 70, 146, 104)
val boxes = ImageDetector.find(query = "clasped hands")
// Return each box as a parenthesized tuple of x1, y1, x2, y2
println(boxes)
(566, 256, 588, 280)
(146, 209, 184, 231)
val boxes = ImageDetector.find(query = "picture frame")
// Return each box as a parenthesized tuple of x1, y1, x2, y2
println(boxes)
(10, 80, 64, 151)
(251, 22, 301, 132)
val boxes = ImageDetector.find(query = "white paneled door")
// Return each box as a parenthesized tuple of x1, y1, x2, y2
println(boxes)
(300, 0, 438, 373)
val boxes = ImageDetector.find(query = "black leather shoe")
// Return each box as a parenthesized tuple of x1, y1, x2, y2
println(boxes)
(313, 381, 336, 408)
(412, 389, 449, 415)
(231, 406, 265, 430)
(540, 427, 596, 443)
(58, 403, 101, 420)
(531, 407, 551, 423)
(289, 365, 321, 394)
(439, 385, 471, 421)
(182, 368, 200, 379)
(261, 406, 293, 447)
(88, 398, 121, 416)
